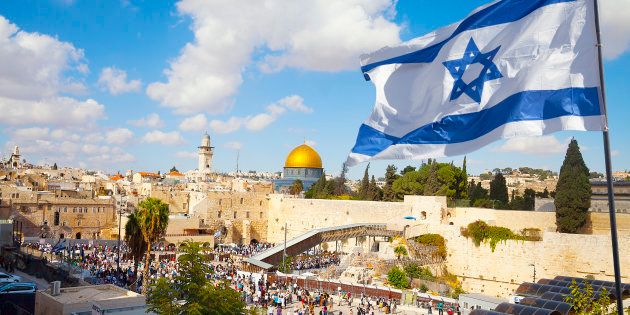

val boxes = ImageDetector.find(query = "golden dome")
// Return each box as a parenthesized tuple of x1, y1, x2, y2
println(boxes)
(284, 144, 323, 169)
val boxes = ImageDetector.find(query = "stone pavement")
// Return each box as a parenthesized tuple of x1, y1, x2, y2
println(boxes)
(252, 297, 430, 314)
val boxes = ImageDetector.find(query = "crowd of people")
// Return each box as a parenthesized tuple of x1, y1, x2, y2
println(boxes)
(213, 242, 275, 257)
(291, 252, 342, 271)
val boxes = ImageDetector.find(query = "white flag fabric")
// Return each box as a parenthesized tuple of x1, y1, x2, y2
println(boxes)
(347, 0, 604, 167)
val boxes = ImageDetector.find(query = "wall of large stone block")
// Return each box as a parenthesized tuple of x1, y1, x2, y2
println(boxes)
(265, 194, 447, 244)
(438, 226, 630, 297)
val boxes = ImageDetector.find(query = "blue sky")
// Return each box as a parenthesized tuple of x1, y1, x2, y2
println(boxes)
(0, 0, 628, 179)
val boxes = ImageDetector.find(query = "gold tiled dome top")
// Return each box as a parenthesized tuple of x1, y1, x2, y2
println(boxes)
(284, 144, 322, 169)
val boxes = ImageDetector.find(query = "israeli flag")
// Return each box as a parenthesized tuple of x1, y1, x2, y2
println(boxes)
(347, 0, 604, 166)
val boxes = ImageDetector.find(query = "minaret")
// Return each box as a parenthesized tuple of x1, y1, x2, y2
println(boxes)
(10, 145, 21, 168)
(198, 133, 214, 174)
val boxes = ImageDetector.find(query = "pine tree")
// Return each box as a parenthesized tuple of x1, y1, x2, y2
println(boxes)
(170, 166, 178, 173)
(52, 163, 58, 170)
(490, 172, 509, 208)
(467, 179, 476, 201)
(358, 163, 370, 199)
(401, 165, 416, 175)
(382, 165, 398, 201)
(555, 139, 591, 233)
(455, 156, 469, 199)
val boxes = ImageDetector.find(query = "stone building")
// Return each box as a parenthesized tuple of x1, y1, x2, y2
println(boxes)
(7, 193, 116, 239)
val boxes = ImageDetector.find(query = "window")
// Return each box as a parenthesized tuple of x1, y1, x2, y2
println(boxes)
(260, 211, 263, 219)
(259, 200, 263, 206)
(93, 207, 96, 213)
(218, 199, 222, 206)
(240, 198, 243, 204)
(217, 211, 221, 219)
(54, 212, 60, 226)
(64, 207, 67, 213)
(73, 207, 76, 213)
(77, 219, 81, 227)
(233, 211, 237, 219)
(246, 211, 250, 219)
(62, 221, 67, 226)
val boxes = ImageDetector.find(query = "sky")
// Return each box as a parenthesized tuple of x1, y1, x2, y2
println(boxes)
(0, 0, 628, 180)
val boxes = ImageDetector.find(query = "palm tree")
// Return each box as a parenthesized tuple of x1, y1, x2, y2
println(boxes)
(394, 245, 408, 260)
(137, 197, 169, 295)
(124, 211, 147, 290)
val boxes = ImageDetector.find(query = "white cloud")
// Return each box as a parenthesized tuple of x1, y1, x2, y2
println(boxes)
(611, 150, 620, 157)
(12, 127, 50, 141)
(175, 151, 198, 159)
(600, 0, 630, 59)
(0, 96, 105, 127)
(98, 66, 142, 95)
(0, 16, 87, 100)
(224, 141, 243, 150)
(209, 117, 244, 134)
(495, 136, 568, 155)
(209, 95, 312, 134)
(179, 114, 209, 132)
(305, 140, 317, 147)
(105, 128, 134, 145)
(128, 113, 165, 128)
(141, 130, 185, 145)
(146, 0, 400, 114)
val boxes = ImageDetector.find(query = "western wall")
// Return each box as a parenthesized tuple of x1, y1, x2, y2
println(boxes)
(262, 194, 630, 298)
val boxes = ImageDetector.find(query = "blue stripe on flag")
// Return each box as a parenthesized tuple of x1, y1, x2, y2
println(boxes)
(351, 87, 600, 156)
(361, 0, 575, 78)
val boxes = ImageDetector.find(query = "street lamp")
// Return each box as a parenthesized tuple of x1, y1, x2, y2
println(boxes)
(528, 263, 536, 283)
(117, 208, 123, 273)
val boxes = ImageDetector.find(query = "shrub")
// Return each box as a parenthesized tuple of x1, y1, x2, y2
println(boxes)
(387, 266, 410, 289)
(404, 263, 435, 281)
(415, 233, 447, 259)
(419, 284, 429, 293)
(461, 220, 525, 251)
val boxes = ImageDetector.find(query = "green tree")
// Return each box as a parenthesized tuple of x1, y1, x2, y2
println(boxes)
(169, 166, 178, 173)
(358, 164, 371, 200)
(146, 241, 247, 314)
(394, 245, 408, 260)
(382, 165, 399, 201)
(401, 165, 416, 175)
(137, 197, 170, 295)
(367, 175, 383, 201)
(423, 163, 441, 196)
(392, 170, 425, 199)
(387, 266, 410, 289)
(334, 162, 348, 195)
(490, 172, 509, 208)
(563, 280, 625, 315)
(289, 179, 304, 196)
(469, 181, 489, 205)
(52, 163, 58, 170)
(454, 157, 468, 199)
(124, 211, 147, 289)
(555, 139, 591, 233)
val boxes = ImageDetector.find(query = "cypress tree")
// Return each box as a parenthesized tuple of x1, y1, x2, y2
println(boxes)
(489, 172, 509, 208)
(555, 139, 591, 233)
(423, 163, 441, 195)
(358, 163, 370, 199)
(335, 162, 348, 195)
(382, 165, 398, 201)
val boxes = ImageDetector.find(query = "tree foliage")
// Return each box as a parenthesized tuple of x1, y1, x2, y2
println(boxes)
(124, 211, 147, 287)
(555, 139, 591, 233)
(382, 165, 399, 201)
(146, 241, 246, 314)
(137, 197, 170, 295)
(170, 166, 179, 173)
(394, 245, 408, 260)
(391, 161, 467, 200)
(404, 263, 435, 281)
(387, 266, 410, 289)
(563, 280, 626, 315)
(289, 179, 303, 196)
(490, 172, 509, 208)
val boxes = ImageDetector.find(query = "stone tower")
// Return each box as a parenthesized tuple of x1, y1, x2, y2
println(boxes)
(198, 133, 214, 174)
(8, 145, 21, 168)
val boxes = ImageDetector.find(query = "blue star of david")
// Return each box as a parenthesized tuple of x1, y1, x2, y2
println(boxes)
(442, 38, 502, 103)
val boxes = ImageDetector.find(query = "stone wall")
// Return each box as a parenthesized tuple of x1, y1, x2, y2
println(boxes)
(265, 194, 446, 243)
(438, 226, 630, 297)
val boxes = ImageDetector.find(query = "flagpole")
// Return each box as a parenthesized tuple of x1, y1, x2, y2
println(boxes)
(592, 0, 624, 313)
